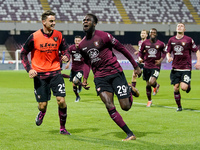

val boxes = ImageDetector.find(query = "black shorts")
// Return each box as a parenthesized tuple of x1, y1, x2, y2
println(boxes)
(33, 74, 66, 102)
(69, 70, 83, 82)
(137, 62, 144, 69)
(170, 70, 191, 85)
(94, 72, 130, 99)
(143, 68, 160, 81)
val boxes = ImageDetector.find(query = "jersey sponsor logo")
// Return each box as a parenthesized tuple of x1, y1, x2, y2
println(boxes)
(174, 45, 183, 55)
(40, 42, 58, 53)
(107, 33, 117, 45)
(111, 37, 117, 45)
(88, 48, 99, 58)
(88, 48, 101, 63)
(82, 47, 87, 51)
(73, 53, 82, 61)
(40, 43, 57, 48)
(192, 44, 197, 49)
(148, 48, 157, 57)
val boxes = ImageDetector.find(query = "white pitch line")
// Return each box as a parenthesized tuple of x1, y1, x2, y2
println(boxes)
(133, 102, 200, 112)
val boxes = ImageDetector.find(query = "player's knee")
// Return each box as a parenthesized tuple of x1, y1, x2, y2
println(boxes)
(149, 80, 155, 86)
(120, 102, 131, 111)
(57, 97, 66, 107)
(38, 102, 47, 111)
(181, 86, 188, 91)
(121, 105, 131, 111)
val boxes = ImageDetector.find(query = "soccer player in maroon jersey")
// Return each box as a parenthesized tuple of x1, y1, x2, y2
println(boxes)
(67, 35, 89, 102)
(138, 28, 166, 107)
(21, 10, 71, 135)
(131, 30, 148, 88)
(166, 23, 200, 111)
(79, 14, 142, 141)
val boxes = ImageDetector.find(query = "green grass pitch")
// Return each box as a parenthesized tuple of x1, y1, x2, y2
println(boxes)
(0, 70, 200, 150)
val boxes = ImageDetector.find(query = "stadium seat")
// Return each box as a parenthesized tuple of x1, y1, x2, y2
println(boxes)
(121, 0, 195, 23)
(0, 0, 43, 21)
(48, 0, 122, 23)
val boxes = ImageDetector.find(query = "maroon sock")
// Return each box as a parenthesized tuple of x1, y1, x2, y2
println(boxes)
(62, 74, 70, 78)
(174, 91, 181, 107)
(146, 86, 152, 101)
(108, 107, 126, 128)
(58, 107, 67, 130)
(73, 86, 79, 97)
(132, 82, 136, 87)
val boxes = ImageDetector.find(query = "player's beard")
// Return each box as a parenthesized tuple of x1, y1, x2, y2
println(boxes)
(150, 37, 157, 43)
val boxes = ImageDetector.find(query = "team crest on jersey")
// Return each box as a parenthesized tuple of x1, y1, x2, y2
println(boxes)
(94, 41, 99, 47)
(53, 37, 58, 42)
(182, 42, 185, 46)
(156, 45, 159, 49)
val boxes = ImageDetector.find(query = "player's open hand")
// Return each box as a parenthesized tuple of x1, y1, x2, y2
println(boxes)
(82, 78, 90, 90)
(194, 62, 200, 70)
(167, 57, 173, 63)
(61, 55, 69, 62)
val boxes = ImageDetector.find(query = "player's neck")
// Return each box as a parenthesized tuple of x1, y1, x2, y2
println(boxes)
(150, 38, 157, 43)
(86, 29, 95, 40)
(43, 28, 53, 35)
(176, 33, 184, 39)
(141, 38, 146, 41)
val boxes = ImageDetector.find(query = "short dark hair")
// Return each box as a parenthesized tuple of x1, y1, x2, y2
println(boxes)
(75, 35, 82, 39)
(41, 10, 55, 21)
(150, 28, 157, 33)
(87, 13, 98, 24)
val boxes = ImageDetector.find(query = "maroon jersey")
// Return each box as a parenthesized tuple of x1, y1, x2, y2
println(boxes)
(79, 30, 138, 78)
(68, 44, 85, 72)
(138, 40, 144, 48)
(139, 39, 166, 69)
(166, 35, 198, 70)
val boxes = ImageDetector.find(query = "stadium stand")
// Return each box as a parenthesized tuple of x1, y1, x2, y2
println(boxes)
(0, 0, 200, 64)
(190, 0, 200, 17)
(0, 0, 199, 24)
(0, 0, 43, 22)
(48, 0, 123, 23)
(121, 0, 195, 23)
(113, 44, 137, 60)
